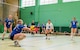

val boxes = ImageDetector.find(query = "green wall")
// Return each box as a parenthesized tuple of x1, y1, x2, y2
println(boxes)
(0, 23, 4, 33)
(20, 0, 80, 27)
(20, 6, 35, 24)
(39, 1, 80, 26)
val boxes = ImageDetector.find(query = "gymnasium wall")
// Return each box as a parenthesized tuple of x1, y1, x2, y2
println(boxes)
(0, 0, 19, 33)
(0, 0, 4, 33)
(39, 1, 80, 27)
(20, 6, 35, 24)
(20, 0, 80, 26)
(20, 0, 80, 32)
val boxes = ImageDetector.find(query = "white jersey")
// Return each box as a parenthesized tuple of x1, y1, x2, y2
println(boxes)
(46, 23, 54, 29)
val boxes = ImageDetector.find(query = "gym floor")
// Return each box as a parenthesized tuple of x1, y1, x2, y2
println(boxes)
(0, 34, 24, 50)
(0, 33, 80, 50)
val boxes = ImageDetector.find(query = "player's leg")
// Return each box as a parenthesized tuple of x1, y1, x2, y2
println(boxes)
(33, 31, 37, 34)
(33, 27, 39, 34)
(50, 29, 54, 33)
(14, 33, 26, 40)
(30, 29, 34, 35)
(45, 29, 49, 39)
(48, 29, 53, 39)
(74, 28, 77, 36)
(8, 27, 12, 33)
(41, 28, 44, 33)
(13, 33, 26, 47)
(2, 26, 7, 40)
(71, 28, 74, 40)
(8, 28, 12, 38)
(41, 28, 45, 33)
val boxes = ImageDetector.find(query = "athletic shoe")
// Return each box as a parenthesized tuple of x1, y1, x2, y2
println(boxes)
(46, 37, 50, 40)
(14, 41, 21, 47)
(14, 41, 18, 46)
(2, 38, 4, 40)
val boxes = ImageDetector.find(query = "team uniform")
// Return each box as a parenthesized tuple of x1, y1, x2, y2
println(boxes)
(41, 24, 46, 33)
(2, 18, 14, 40)
(42, 24, 46, 28)
(45, 22, 54, 35)
(71, 21, 77, 28)
(45, 22, 54, 39)
(46, 23, 53, 30)
(10, 24, 25, 40)
(70, 20, 78, 40)
(5, 18, 14, 28)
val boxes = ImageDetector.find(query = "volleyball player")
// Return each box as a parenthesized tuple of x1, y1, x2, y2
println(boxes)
(70, 17, 78, 40)
(2, 15, 14, 40)
(45, 20, 54, 39)
(10, 19, 30, 47)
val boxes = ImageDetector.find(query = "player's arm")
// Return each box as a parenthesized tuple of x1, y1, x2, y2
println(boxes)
(4, 19, 7, 27)
(4, 22, 6, 27)
(22, 27, 30, 31)
(4, 22, 6, 26)
(10, 20, 14, 29)
(76, 21, 79, 26)
(50, 23, 54, 32)
(51, 23, 54, 29)
(70, 23, 71, 28)
(46, 23, 47, 29)
(10, 24, 12, 29)
(69, 22, 72, 28)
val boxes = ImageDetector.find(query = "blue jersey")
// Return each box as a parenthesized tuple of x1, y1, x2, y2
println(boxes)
(42, 24, 45, 28)
(10, 24, 25, 36)
(5, 18, 14, 28)
(71, 21, 77, 28)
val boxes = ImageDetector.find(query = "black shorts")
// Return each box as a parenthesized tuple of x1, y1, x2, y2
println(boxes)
(6, 25, 10, 28)
(10, 35, 14, 40)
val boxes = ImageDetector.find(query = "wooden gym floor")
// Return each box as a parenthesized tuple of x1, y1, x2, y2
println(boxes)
(0, 33, 80, 50)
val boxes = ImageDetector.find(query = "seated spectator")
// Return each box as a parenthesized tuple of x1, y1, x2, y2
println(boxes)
(30, 20, 36, 34)
(31, 20, 35, 25)
(41, 24, 46, 34)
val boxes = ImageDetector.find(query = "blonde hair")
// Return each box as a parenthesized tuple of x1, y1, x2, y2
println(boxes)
(17, 19, 23, 24)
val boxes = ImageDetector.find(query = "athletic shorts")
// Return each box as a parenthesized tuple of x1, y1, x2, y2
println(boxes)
(71, 27, 77, 29)
(10, 35, 14, 40)
(6, 25, 10, 28)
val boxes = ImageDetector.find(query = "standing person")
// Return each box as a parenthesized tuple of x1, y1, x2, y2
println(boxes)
(10, 19, 30, 47)
(70, 17, 78, 40)
(45, 20, 54, 39)
(2, 15, 14, 40)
